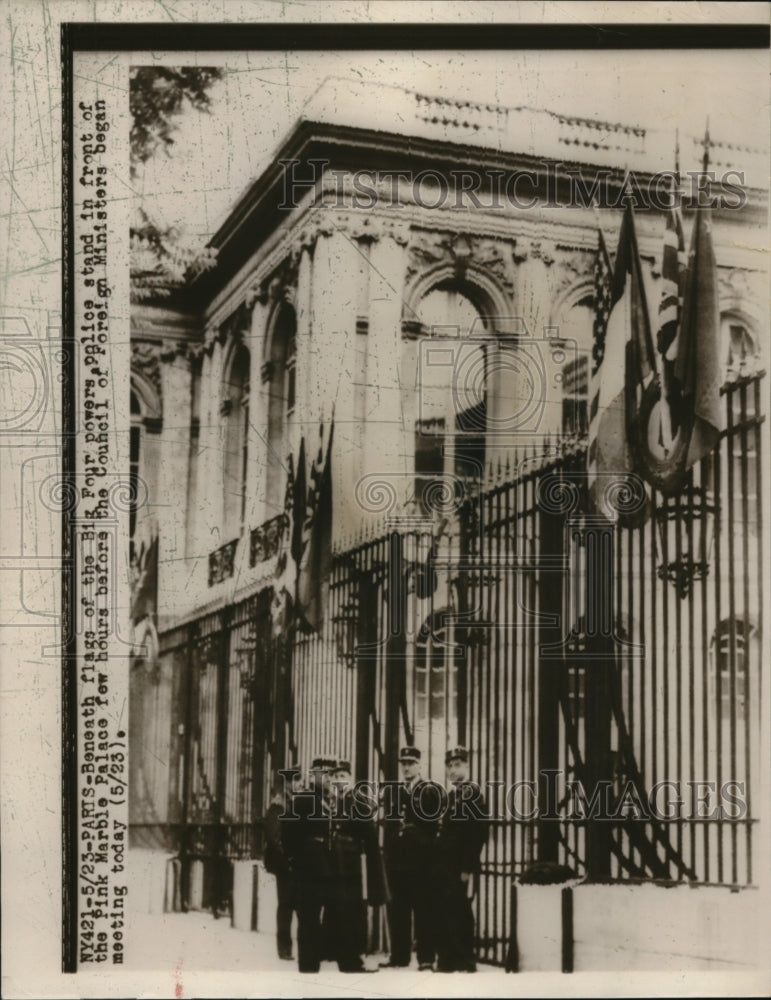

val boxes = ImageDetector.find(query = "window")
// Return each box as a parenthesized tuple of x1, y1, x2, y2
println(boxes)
(454, 398, 486, 481)
(285, 333, 296, 417)
(414, 418, 445, 515)
(413, 612, 459, 780)
(222, 342, 250, 538)
(412, 283, 488, 504)
(561, 354, 589, 437)
(710, 618, 755, 721)
(725, 321, 759, 377)
(185, 361, 202, 558)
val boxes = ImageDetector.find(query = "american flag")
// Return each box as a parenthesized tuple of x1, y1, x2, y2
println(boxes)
(587, 229, 613, 500)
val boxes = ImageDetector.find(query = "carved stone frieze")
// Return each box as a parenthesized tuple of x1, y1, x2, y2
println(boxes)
(404, 229, 519, 296)
(719, 267, 758, 308)
(550, 247, 595, 296)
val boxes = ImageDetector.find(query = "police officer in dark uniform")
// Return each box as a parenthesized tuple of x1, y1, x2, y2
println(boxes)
(263, 766, 302, 960)
(434, 746, 488, 973)
(325, 758, 385, 972)
(381, 747, 442, 970)
(280, 756, 337, 973)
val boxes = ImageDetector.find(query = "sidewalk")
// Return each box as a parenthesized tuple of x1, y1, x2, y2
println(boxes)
(125, 909, 499, 978)
(125, 911, 295, 973)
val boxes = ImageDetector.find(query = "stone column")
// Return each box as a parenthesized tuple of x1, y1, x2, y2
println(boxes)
(491, 240, 559, 462)
(308, 228, 359, 543)
(244, 295, 269, 531)
(157, 351, 192, 620)
(197, 339, 225, 554)
(366, 231, 411, 477)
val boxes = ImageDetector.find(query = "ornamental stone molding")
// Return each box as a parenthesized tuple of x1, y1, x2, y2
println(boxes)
(131, 341, 163, 413)
(404, 229, 519, 298)
(719, 267, 761, 314)
(527, 240, 556, 267)
(259, 250, 301, 308)
(550, 245, 595, 298)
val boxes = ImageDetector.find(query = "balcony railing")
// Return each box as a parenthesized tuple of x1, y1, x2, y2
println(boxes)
(249, 514, 288, 567)
(208, 538, 238, 587)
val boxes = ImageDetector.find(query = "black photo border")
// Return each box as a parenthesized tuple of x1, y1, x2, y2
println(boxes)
(60, 18, 770, 974)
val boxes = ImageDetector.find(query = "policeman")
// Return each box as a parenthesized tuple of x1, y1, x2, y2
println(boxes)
(434, 746, 488, 973)
(381, 747, 441, 970)
(263, 766, 302, 960)
(280, 756, 337, 973)
(325, 758, 385, 972)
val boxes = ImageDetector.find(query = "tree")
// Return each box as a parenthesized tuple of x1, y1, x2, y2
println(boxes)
(130, 67, 224, 299)
(130, 66, 224, 177)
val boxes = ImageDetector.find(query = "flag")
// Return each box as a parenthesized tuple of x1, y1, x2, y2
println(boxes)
(296, 415, 334, 633)
(588, 201, 653, 525)
(642, 139, 724, 496)
(290, 437, 307, 569)
(672, 189, 725, 473)
(656, 203, 687, 437)
(587, 228, 613, 502)
(131, 531, 158, 627)
(631, 196, 690, 495)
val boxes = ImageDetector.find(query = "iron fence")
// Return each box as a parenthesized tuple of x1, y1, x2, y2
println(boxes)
(152, 370, 764, 960)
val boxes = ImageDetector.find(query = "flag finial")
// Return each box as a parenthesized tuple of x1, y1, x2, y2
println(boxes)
(702, 119, 711, 172)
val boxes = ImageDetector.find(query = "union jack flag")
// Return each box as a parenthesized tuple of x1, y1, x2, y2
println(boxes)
(656, 204, 687, 438)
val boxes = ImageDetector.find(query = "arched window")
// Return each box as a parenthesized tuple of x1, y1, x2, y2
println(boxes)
(412, 282, 489, 513)
(222, 342, 250, 539)
(556, 291, 594, 438)
(710, 618, 757, 721)
(129, 368, 162, 551)
(265, 304, 297, 517)
(722, 315, 760, 380)
(413, 610, 459, 780)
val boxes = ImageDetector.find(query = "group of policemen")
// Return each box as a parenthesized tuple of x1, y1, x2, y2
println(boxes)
(263, 745, 487, 973)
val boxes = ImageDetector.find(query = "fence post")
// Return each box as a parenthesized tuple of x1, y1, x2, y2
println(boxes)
(384, 530, 406, 780)
(537, 495, 565, 862)
(581, 515, 614, 880)
(355, 573, 377, 783)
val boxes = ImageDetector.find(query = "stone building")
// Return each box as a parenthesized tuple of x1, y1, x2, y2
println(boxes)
(129, 79, 768, 968)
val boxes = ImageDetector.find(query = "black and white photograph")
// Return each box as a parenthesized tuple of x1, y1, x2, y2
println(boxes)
(1, 3, 770, 997)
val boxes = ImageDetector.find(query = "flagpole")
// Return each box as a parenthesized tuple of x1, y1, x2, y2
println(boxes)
(702, 117, 711, 173)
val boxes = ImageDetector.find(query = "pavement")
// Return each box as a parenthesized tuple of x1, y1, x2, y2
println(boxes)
(124, 910, 501, 995)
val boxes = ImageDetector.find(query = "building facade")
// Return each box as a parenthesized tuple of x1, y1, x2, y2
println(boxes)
(129, 81, 768, 966)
